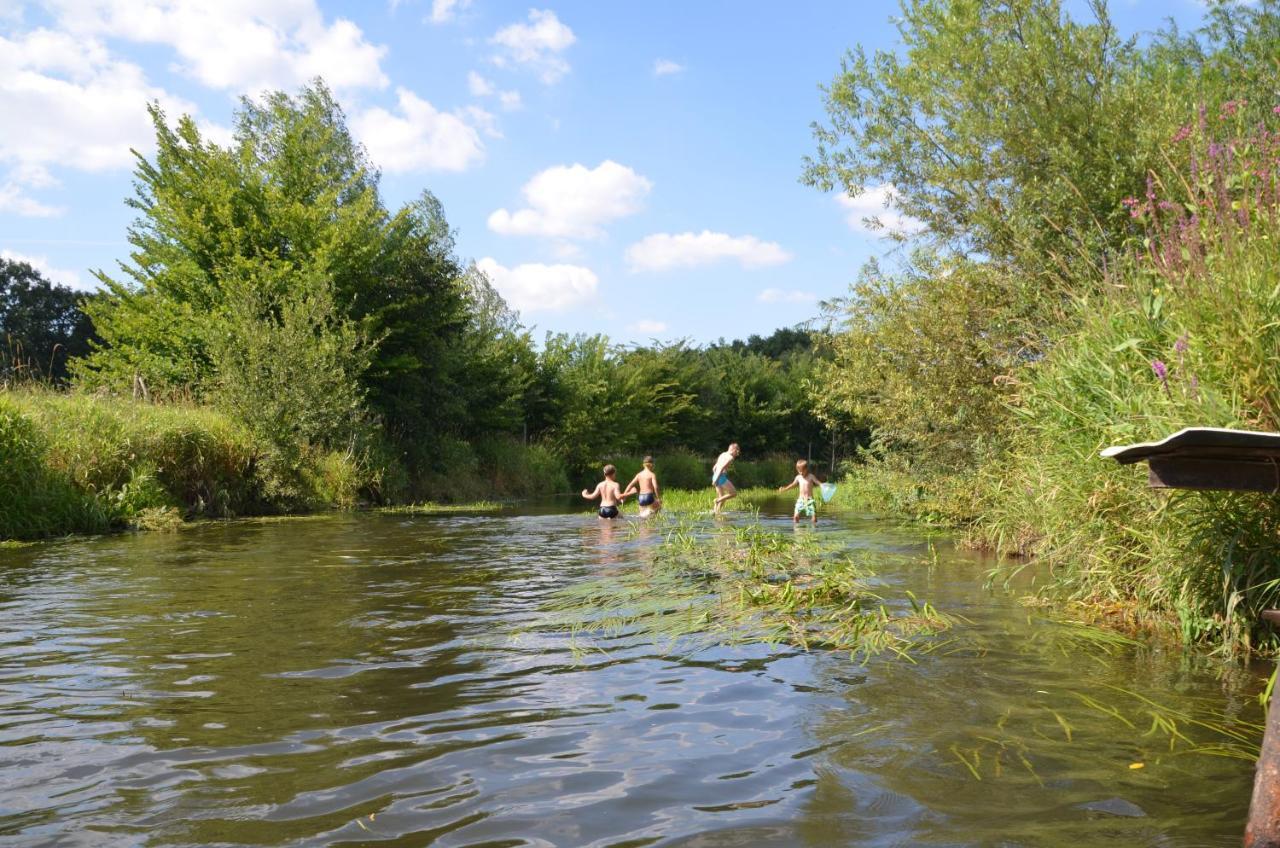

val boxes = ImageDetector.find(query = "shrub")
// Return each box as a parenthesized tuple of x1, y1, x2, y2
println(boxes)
(977, 110, 1280, 653)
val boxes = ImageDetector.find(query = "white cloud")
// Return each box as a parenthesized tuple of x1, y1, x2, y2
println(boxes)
(757, 288, 817, 305)
(0, 185, 61, 218)
(460, 105, 501, 139)
(43, 0, 388, 95)
(488, 160, 651, 240)
(836, 184, 925, 236)
(467, 70, 494, 96)
(490, 9, 575, 84)
(630, 319, 668, 334)
(0, 164, 63, 217)
(625, 231, 792, 273)
(429, 0, 472, 24)
(352, 88, 485, 173)
(468, 70, 522, 111)
(0, 27, 198, 208)
(653, 59, 684, 76)
(1, 249, 86, 290)
(475, 257, 597, 313)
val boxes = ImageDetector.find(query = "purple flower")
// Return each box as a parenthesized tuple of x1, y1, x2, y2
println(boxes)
(1151, 359, 1168, 383)
(1273, 105, 1280, 115)
(1172, 125, 1192, 143)
(1175, 334, 1188, 354)
(1158, 200, 1178, 212)
(1221, 100, 1244, 118)
(1208, 142, 1224, 158)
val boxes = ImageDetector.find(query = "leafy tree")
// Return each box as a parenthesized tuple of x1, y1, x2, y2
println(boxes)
(76, 81, 472, 460)
(803, 0, 1185, 280)
(0, 258, 97, 383)
(816, 253, 1019, 470)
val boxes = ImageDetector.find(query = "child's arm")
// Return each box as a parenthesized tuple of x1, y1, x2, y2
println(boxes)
(653, 477, 661, 500)
(621, 473, 641, 498)
(615, 482, 629, 501)
(581, 483, 601, 500)
(777, 476, 799, 493)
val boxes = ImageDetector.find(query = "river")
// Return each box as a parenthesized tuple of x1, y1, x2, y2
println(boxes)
(0, 502, 1265, 846)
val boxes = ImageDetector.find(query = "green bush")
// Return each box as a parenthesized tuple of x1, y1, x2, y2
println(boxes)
(974, 114, 1280, 653)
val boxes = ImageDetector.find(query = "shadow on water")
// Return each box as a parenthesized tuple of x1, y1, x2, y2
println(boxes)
(0, 500, 1266, 847)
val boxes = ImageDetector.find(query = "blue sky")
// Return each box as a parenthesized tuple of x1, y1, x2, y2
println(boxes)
(2, 0, 1208, 345)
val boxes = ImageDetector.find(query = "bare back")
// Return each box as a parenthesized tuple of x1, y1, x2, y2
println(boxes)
(634, 469, 657, 494)
(598, 480, 623, 506)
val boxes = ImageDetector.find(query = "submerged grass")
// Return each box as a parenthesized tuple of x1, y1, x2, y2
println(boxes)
(543, 513, 952, 661)
(379, 501, 505, 514)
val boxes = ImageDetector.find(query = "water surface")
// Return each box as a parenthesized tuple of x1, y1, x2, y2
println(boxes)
(0, 504, 1264, 846)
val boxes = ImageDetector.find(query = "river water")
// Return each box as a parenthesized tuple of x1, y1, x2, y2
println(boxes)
(0, 503, 1266, 847)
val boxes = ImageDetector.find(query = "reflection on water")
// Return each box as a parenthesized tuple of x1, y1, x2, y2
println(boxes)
(0, 504, 1265, 847)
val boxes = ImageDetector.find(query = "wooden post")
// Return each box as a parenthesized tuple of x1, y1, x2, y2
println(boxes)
(1246, 610, 1280, 848)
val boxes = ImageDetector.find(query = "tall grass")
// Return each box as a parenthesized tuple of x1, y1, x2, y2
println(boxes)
(406, 436, 569, 501)
(0, 388, 380, 539)
(974, 110, 1280, 653)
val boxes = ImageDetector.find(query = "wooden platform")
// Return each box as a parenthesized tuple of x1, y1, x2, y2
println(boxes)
(1100, 427, 1280, 493)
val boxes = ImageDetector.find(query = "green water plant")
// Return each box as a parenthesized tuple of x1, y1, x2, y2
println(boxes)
(544, 514, 952, 660)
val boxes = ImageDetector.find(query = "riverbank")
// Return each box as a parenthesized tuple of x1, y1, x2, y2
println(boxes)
(0, 388, 820, 541)
(0, 389, 558, 540)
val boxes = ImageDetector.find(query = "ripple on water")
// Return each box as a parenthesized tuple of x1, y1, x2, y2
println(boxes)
(0, 507, 1264, 847)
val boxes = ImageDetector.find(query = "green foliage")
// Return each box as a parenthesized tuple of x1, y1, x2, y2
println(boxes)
(74, 82, 467, 458)
(804, 0, 1280, 654)
(817, 254, 1020, 471)
(977, 111, 1280, 653)
(1, 258, 98, 384)
(0, 397, 108, 538)
(0, 388, 393, 540)
(208, 274, 372, 499)
(804, 0, 1220, 278)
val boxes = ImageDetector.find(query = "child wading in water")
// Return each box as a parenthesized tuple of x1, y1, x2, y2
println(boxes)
(622, 456, 662, 517)
(778, 459, 823, 525)
(582, 464, 627, 519)
(711, 443, 740, 514)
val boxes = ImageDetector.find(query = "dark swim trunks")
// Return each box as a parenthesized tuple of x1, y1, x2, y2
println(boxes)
(638, 493, 655, 507)
(599, 505, 620, 519)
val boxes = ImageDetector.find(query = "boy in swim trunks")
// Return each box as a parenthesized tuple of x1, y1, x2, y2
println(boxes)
(582, 464, 627, 519)
(711, 443, 740, 514)
(622, 456, 661, 517)
(778, 459, 822, 525)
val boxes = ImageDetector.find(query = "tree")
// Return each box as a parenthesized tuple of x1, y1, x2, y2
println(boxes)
(0, 258, 97, 383)
(803, 0, 1194, 285)
(75, 81, 474, 458)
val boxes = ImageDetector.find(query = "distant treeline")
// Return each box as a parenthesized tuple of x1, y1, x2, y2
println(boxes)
(804, 0, 1280, 653)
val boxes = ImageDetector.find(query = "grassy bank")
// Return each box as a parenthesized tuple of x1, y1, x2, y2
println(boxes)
(0, 389, 564, 540)
(0, 388, 370, 539)
(0, 388, 813, 541)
